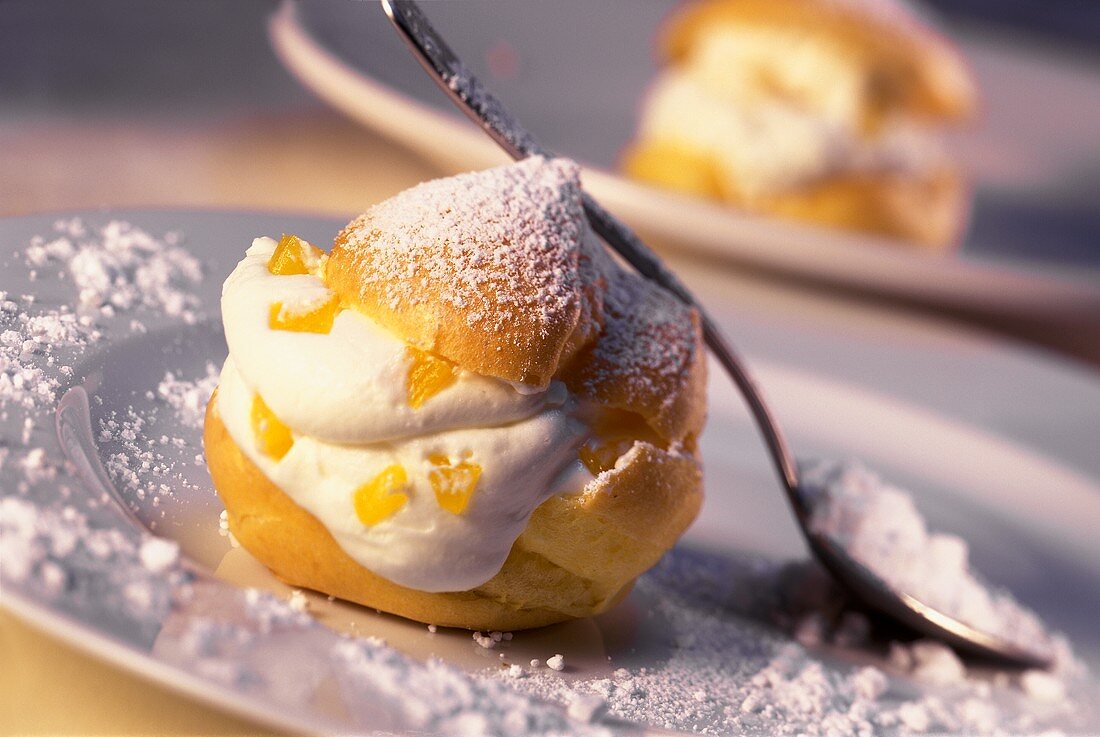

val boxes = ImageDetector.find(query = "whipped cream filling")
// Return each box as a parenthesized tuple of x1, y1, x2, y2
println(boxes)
(223, 238, 567, 445)
(216, 237, 593, 592)
(688, 27, 868, 131)
(639, 32, 947, 198)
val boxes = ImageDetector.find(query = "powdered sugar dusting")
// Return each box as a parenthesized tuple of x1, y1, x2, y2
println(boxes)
(0, 495, 188, 634)
(95, 363, 218, 518)
(157, 362, 219, 428)
(566, 266, 700, 436)
(1, 218, 202, 412)
(335, 156, 586, 339)
(334, 638, 607, 736)
(494, 549, 1094, 735)
(2, 217, 206, 634)
(0, 301, 97, 410)
(66, 221, 201, 321)
(98, 401, 206, 518)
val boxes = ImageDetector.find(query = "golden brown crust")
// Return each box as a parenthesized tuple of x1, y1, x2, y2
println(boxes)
(562, 266, 708, 441)
(660, 0, 977, 123)
(516, 442, 704, 593)
(624, 139, 967, 249)
(326, 157, 601, 388)
(205, 393, 703, 630)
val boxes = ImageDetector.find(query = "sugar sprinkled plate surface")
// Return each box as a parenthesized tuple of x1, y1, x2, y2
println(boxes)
(2, 209, 1099, 736)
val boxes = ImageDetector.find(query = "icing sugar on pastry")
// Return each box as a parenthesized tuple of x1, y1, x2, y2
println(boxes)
(326, 157, 602, 388)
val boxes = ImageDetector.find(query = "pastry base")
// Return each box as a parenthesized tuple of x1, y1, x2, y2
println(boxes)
(204, 392, 703, 630)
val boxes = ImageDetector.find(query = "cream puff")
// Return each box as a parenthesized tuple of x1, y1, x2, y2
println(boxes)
(204, 157, 707, 630)
(623, 0, 979, 249)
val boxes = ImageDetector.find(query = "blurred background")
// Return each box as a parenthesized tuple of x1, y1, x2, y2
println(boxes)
(0, 1, 437, 215)
(4, 1, 1100, 248)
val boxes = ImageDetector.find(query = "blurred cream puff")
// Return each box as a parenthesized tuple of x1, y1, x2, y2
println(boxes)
(623, 0, 978, 249)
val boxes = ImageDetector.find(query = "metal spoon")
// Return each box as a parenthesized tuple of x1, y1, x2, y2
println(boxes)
(377, 0, 1054, 669)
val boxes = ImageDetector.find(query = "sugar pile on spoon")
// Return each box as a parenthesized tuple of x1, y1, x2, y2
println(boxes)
(800, 459, 1055, 657)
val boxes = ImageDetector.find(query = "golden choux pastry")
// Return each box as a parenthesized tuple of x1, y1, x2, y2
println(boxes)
(623, 0, 978, 249)
(204, 157, 706, 630)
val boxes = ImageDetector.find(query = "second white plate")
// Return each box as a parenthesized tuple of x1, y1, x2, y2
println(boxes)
(269, 0, 1100, 351)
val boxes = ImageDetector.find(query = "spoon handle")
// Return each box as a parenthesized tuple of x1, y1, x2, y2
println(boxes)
(379, 0, 802, 504)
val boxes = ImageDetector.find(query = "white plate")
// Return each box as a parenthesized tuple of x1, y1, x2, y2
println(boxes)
(3, 210, 1099, 735)
(268, 0, 1100, 354)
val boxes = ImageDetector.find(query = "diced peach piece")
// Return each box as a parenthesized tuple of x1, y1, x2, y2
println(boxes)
(268, 293, 341, 334)
(354, 465, 409, 526)
(406, 347, 457, 409)
(428, 454, 481, 515)
(267, 234, 324, 276)
(251, 394, 293, 460)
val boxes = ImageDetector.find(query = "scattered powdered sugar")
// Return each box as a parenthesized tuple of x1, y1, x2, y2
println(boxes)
(98, 403, 203, 517)
(1, 217, 206, 636)
(1, 218, 202, 412)
(493, 547, 1093, 735)
(1020, 670, 1067, 703)
(156, 363, 219, 428)
(567, 693, 608, 723)
(49, 220, 201, 322)
(472, 631, 498, 649)
(800, 460, 1056, 657)
(139, 536, 181, 574)
(472, 630, 512, 648)
(217, 509, 240, 548)
(96, 359, 218, 519)
(333, 637, 609, 737)
(0, 297, 98, 410)
(287, 589, 310, 613)
(905, 640, 968, 686)
(0, 496, 188, 632)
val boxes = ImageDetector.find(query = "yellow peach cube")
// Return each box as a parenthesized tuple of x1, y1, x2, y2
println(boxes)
(354, 465, 410, 526)
(251, 394, 293, 460)
(267, 234, 324, 276)
(268, 293, 341, 334)
(428, 454, 481, 515)
(406, 347, 457, 409)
